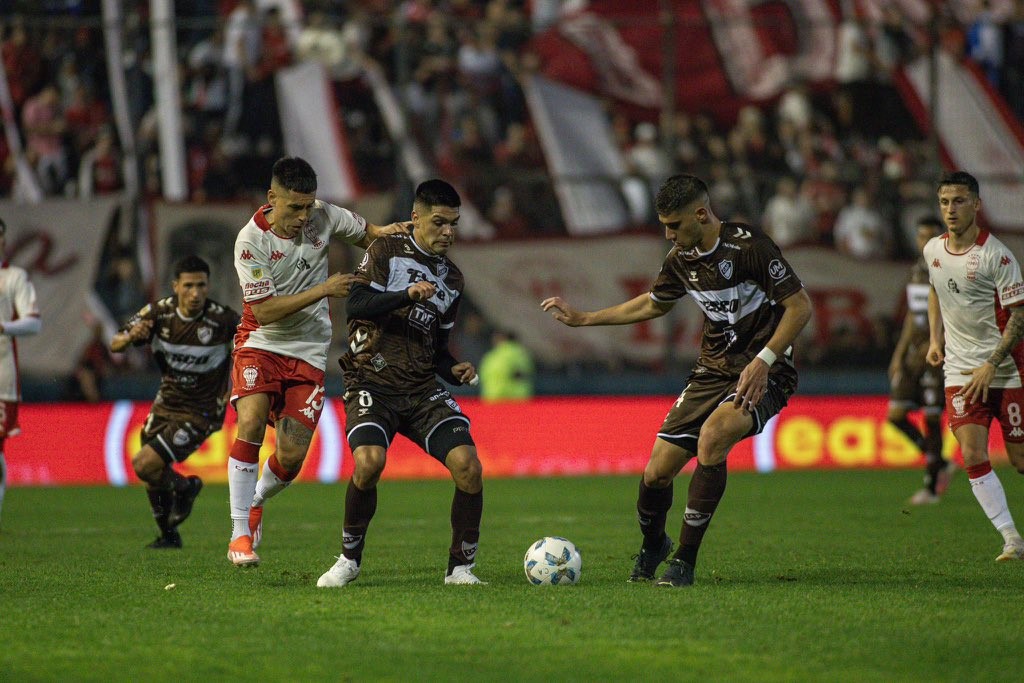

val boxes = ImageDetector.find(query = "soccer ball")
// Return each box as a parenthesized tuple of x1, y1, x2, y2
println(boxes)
(523, 536, 582, 586)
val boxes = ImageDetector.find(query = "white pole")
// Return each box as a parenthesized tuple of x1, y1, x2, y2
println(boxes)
(100, 0, 140, 198)
(150, 0, 188, 201)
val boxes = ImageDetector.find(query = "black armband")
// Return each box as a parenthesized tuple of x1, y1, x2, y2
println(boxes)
(347, 282, 411, 319)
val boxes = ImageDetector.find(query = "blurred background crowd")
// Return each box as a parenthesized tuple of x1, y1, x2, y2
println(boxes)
(2, 0, 1023, 400)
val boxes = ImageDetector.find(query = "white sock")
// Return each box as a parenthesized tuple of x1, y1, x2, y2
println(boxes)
(252, 458, 291, 507)
(0, 451, 6, 522)
(228, 456, 259, 540)
(969, 469, 1019, 540)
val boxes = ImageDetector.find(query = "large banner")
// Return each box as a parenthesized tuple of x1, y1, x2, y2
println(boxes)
(5, 395, 998, 487)
(0, 196, 120, 375)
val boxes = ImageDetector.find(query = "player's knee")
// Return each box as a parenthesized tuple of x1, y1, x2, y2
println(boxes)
(446, 446, 482, 489)
(352, 446, 386, 488)
(132, 448, 165, 483)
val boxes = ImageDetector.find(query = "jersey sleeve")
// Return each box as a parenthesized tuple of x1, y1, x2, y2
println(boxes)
(234, 231, 276, 304)
(745, 236, 803, 302)
(353, 238, 392, 289)
(11, 268, 39, 320)
(992, 244, 1024, 307)
(119, 301, 157, 344)
(650, 249, 688, 302)
(321, 201, 368, 244)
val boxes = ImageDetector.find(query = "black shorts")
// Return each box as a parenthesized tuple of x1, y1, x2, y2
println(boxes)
(344, 384, 471, 462)
(141, 407, 221, 463)
(657, 372, 795, 453)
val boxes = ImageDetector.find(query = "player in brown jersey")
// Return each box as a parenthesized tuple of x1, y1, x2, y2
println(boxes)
(888, 217, 953, 505)
(543, 174, 812, 587)
(317, 179, 485, 587)
(111, 256, 239, 549)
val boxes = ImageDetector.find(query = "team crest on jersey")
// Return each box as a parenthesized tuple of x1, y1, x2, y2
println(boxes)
(197, 326, 213, 344)
(966, 253, 980, 281)
(303, 223, 325, 249)
(435, 261, 448, 279)
(952, 394, 966, 416)
(768, 259, 787, 279)
(243, 365, 258, 389)
(446, 398, 461, 412)
(172, 428, 190, 447)
(718, 260, 733, 280)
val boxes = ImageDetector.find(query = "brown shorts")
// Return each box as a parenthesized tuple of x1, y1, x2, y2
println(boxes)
(231, 347, 326, 430)
(344, 384, 471, 461)
(657, 372, 795, 453)
(945, 385, 1024, 443)
(142, 407, 221, 463)
(890, 363, 944, 414)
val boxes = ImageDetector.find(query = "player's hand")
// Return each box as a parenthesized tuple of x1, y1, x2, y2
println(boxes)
(323, 272, 357, 298)
(407, 281, 436, 301)
(959, 362, 996, 405)
(378, 221, 412, 236)
(734, 356, 771, 413)
(452, 361, 477, 385)
(926, 343, 944, 367)
(540, 297, 584, 327)
(128, 318, 153, 342)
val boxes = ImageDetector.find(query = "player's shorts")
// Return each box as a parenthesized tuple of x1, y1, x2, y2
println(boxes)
(231, 347, 326, 431)
(142, 407, 221, 463)
(344, 384, 473, 462)
(889, 363, 944, 415)
(0, 400, 21, 439)
(945, 385, 1024, 444)
(657, 372, 795, 453)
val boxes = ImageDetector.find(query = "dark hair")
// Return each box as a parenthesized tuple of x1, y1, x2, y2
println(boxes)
(173, 255, 211, 279)
(916, 216, 944, 232)
(937, 171, 979, 197)
(655, 174, 709, 216)
(414, 179, 461, 210)
(272, 156, 317, 194)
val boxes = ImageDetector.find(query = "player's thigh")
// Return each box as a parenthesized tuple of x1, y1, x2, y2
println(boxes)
(946, 387, 995, 465)
(645, 437, 693, 486)
(405, 387, 474, 464)
(344, 387, 400, 454)
(233, 393, 271, 442)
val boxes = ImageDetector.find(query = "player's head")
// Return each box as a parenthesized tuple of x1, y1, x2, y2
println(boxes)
(936, 171, 980, 236)
(412, 179, 461, 256)
(914, 216, 944, 254)
(654, 174, 713, 252)
(172, 255, 210, 317)
(268, 157, 317, 239)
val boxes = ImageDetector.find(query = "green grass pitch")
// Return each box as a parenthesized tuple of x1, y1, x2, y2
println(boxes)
(3, 469, 1024, 681)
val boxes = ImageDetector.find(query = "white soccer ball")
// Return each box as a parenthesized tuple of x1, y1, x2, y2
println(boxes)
(523, 536, 582, 586)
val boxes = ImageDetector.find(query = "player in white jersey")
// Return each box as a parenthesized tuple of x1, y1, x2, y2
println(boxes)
(925, 171, 1024, 562)
(227, 156, 406, 567)
(0, 217, 41, 525)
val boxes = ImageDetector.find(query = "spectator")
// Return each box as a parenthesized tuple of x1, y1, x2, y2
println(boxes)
(21, 85, 69, 195)
(762, 176, 815, 248)
(1, 18, 43, 112)
(478, 329, 535, 401)
(627, 122, 672, 193)
(834, 185, 891, 259)
(77, 126, 122, 197)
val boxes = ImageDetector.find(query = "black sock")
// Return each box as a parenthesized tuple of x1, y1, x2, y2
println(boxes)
(675, 462, 728, 567)
(889, 417, 925, 451)
(637, 479, 673, 549)
(146, 486, 174, 534)
(449, 488, 483, 572)
(342, 480, 377, 563)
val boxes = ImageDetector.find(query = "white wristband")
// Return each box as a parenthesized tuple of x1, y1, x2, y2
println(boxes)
(756, 347, 777, 366)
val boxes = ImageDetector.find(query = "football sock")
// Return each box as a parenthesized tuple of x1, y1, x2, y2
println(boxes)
(252, 454, 297, 507)
(228, 438, 261, 540)
(342, 480, 378, 562)
(636, 479, 673, 549)
(449, 487, 483, 571)
(676, 462, 728, 567)
(922, 415, 945, 492)
(0, 450, 7, 522)
(145, 485, 174, 534)
(889, 416, 925, 451)
(967, 463, 1019, 539)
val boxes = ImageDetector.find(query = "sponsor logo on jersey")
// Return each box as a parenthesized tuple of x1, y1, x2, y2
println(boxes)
(1002, 282, 1024, 299)
(197, 326, 213, 344)
(1011, 427, 1024, 438)
(371, 353, 387, 371)
(688, 270, 698, 282)
(296, 257, 311, 271)
(703, 299, 739, 314)
(718, 260, 733, 279)
(947, 279, 960, 294)
(429, 390, 449, 401)
(244, 280, 271, 297)
(409, 304, 437, 332)
(270, 250, 285, 261)
(239, 250, 254, 260)
(932, 258, 941, 268)
(1001, 255, 1012, 267)
(768, 259, 787, 279)
(243, 365, 259, 389)
(966, 253, 980, 281)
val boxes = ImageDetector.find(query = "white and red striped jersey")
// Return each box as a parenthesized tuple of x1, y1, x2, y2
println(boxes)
(233, 200, 367, 371)
(925, 230, 1024, 388)
(0, 265, 39, 401)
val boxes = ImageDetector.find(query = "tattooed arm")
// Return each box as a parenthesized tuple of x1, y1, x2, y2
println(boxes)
(960, 305, 1024, 404)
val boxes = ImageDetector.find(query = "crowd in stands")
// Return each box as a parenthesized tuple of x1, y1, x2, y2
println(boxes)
(2, 1, 1024, 395)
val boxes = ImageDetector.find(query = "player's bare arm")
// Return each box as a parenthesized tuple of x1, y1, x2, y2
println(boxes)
(110, 318, 154, 353)
(450, 361, 477, 385)
(960, 305, 1024, 404)
(926, 286, 945, 367)
(355, 220, 412, 248)
(888, 313, 915, 383)
(734, 288, 812, 412)
(541, 293, 673, 327)
(250, 272, 357, 325)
